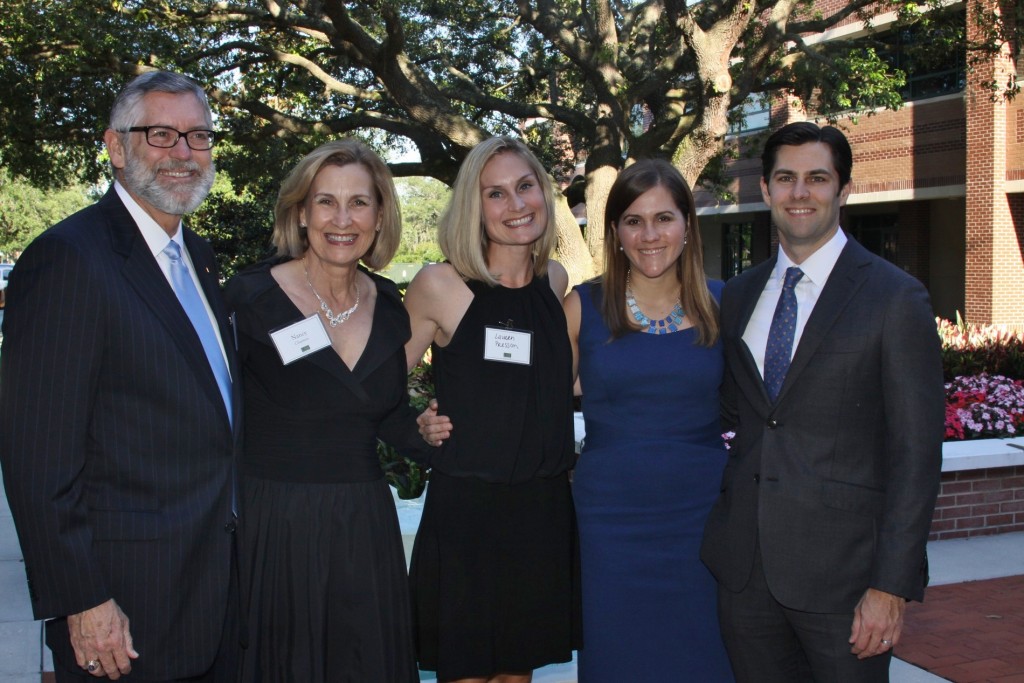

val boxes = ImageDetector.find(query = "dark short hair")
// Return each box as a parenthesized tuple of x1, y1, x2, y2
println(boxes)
(761, 122, 853, 191)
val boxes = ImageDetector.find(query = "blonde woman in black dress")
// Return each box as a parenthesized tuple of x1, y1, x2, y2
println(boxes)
(226, 139, 431, 682)
(403, 136, 580, 683)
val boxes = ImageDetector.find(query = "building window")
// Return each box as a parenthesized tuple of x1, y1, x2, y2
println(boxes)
(872, 10, 966, 102)
(849, 215, 899, 264)
(728, 96, 771, 135)
(723, 222, 753, 279)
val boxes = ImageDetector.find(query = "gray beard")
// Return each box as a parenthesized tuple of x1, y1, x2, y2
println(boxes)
(122, 149, 215, 216)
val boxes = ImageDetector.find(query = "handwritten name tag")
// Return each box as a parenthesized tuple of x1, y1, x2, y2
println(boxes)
(269, 314, 331, 365)
(483, 326, 532, 365)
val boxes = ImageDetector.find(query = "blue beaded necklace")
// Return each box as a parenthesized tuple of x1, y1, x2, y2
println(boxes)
(625, 273, 686, 335)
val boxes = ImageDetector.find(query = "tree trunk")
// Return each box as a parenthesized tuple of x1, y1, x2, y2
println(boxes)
(583, 163, 618, 274)
(553, 196, 594, 287)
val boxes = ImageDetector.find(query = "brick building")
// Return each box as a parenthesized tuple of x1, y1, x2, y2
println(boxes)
(693, 0, 1024, 326)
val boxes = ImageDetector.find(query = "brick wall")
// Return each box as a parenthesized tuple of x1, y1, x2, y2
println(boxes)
(846, 98, 966, 195)
(964, 0, 1024, 326)
(929, 466, 1024, 540)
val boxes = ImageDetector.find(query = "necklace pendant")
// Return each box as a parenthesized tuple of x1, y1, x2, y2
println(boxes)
(303, 258, 360, 328)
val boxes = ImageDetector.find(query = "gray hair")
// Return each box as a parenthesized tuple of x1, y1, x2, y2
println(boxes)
(109, 71, 212, 132)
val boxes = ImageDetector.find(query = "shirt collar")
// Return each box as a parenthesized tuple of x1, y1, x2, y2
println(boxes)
(113, 180, 184, 256)
(773, 228, 848, 288)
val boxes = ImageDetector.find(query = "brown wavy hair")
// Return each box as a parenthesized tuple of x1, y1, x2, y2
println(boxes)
(600, 159, 719, 346)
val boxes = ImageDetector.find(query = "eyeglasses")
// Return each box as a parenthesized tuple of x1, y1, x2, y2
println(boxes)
(125, 126, 216, 150)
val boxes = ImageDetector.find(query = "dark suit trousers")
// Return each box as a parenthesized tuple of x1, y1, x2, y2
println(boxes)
(717, 544, 892, 683)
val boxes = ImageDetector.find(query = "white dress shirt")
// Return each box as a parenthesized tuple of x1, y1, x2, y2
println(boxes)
(742, 229, 848, 380)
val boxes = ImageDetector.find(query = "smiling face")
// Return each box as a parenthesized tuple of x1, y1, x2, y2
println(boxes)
(615, 184, 687, 284)
(300, 163, 381, 268)
(760, 141, 851, 263)
(479, 151, 548, 251)
(105, 91, 215, 234)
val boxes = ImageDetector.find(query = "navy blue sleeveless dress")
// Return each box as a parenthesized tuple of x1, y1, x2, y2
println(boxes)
(573, 280, 733, 682)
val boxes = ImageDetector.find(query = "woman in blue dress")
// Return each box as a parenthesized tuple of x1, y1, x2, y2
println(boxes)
(563, 159, 734, 681)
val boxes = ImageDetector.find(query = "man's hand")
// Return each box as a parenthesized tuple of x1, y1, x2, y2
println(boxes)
(417, 399, 452, 447)
(68, 599, 139, 679)
(849, 588, 905, 659)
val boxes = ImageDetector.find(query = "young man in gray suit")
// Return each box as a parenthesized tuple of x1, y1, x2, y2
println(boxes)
(701, 122, 944, 682)
(0, 71, 240, 682)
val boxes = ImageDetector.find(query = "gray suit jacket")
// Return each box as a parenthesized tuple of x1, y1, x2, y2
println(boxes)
(700, 237, 944, 612)
(0, 189, 241, 679)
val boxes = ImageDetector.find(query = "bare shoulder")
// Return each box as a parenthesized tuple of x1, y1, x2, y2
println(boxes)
(547, 260, 569, 299)
(405, 262, 473, 353)
(405, 262, 472, 321)
(563, 286, 581, 310)
(407, 262, 463, 298)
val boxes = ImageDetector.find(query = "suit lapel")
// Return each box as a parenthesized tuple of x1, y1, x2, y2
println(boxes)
(731, 258, 775, 405)
(773, 239, 873, 403)
(103, 191, 231, 428)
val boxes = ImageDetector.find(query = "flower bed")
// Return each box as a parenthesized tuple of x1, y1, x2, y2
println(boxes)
(939, 316, 1024, 443)
(945, 374, 1024, 441)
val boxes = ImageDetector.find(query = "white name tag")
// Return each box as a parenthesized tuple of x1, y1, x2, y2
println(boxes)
(269, 314, 332, 365)
(483, 326, 532, 365)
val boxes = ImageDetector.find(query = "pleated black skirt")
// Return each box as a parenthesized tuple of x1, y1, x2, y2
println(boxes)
(238, 475, 418, 683)
(409, 471, 582, 680)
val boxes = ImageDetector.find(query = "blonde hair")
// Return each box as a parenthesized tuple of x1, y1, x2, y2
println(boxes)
(437, 136, 558, 285)
(601, 159, 720, 346)
(272, 139, 401, 270)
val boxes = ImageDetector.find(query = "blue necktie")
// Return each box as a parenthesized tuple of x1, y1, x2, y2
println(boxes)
(764, 267, 804, 401)
(163, 240, 233, 425)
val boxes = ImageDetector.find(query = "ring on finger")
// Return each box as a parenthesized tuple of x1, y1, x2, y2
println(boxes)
(881, 639, 892, 646)
(86, 660, 101, 673)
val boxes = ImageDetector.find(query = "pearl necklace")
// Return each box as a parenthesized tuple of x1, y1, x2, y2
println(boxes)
(303, 260, 360, 328)
(625, 273, 685, 335)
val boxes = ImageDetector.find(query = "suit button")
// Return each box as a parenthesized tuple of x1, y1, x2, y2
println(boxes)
(766, 419, 778, 429)
(753, 474, 761, 484)
(224, 520, 237, 533)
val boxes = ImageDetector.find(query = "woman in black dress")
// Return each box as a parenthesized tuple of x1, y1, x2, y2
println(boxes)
(403, 136, 580, 683)
(226, 139, 432, 682)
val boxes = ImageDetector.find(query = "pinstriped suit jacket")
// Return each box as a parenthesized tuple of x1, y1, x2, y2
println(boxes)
(0, 188, 241, 679)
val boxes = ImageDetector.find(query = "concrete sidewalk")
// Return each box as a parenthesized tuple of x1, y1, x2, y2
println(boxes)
(0, 468, 48, 683)
(2, 466, 1021, 682)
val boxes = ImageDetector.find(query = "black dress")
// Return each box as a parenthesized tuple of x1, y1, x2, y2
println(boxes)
(226, 261, 432, 683)
(409, 274, 581, 681)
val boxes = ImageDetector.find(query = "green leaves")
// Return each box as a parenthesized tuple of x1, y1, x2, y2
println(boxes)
(0, 170, 94, 255)
(1, 0, 1016, 276)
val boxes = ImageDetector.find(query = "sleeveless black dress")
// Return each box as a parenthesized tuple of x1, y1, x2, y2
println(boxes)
(226, 261, 432, 683)
(409, 274, 581, 680)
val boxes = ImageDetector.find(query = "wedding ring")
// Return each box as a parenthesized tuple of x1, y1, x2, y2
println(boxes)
(86, 660, 100, 672)
(881, 639, 892, 646)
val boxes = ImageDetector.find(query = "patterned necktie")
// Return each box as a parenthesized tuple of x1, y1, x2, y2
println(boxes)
(163, 240, 233, 425)
(763, 266, 805, 401)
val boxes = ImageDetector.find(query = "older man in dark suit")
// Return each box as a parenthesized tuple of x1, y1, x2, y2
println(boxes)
(0, 71, 240, 682)
(701, 122, 944, 682)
